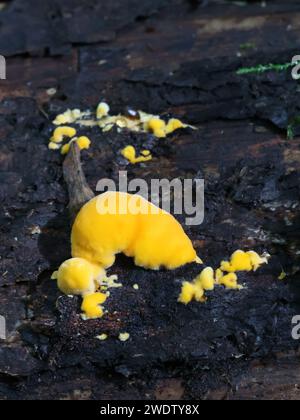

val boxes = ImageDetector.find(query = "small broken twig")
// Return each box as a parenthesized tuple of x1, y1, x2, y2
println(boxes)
(63, 142, 95, 222)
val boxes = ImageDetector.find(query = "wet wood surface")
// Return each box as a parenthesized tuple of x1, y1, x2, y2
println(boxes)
(0, 0, 299, 400)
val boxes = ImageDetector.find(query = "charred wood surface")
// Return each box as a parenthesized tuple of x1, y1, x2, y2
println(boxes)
(0, 0, 299, 400)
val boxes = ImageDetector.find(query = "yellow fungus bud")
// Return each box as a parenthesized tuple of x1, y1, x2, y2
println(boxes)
(52, 126, 77, 144)
(165, 118, 185, 134)
(96, 334, 108, 341)
(76, 136, 91, 151)
(56, 258, 105, 296)
(51, 271, 58, 280)
(71, 192, 200, 271)
(97, 102, 110, 119)
(81, 292, 107, 319)
(220, 250, 252, 272)
(178, 281, 196, 305)
(147, 118, 167, 138)
(220, 250, 269, 273)
(278, 271, 287, 281)
(121, 145, 152, 164)
(218, 273, 240, 289)
(246, 251, 269, 271)
(61, 143, 71, 155)
(119, 333, 130, 342)
(48, 142, 61, 150)
(194, 286, 205, 302)
(195, 267, 215, 291)
(53, 109, 86, 126)
(133, 284, 139, 290)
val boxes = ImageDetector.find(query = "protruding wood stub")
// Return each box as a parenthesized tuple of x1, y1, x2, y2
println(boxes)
(63, 142, 95, 222)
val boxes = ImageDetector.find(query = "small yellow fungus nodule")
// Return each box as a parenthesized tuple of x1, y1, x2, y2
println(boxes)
(178, 281, 196, 305)
(133, 284, 139, 290)
(56, 258, 105, 296)
(216, 272, 240, 290)
(48, 142, 61, 150)
(220, 250, 269, 273)
(61, 143, 71, 155)
(53, 109, 86, 126)
(119, 333, 130, 342)
(278, 271, 287, 281)
(194, 267, 215, 291)
(71, 192, 200, 271)
(96, 334, 108, 341)
(165, 118, 186, 135)
(121, 145, 152, 164)
(97, 102, 110, 119)
(52, 126, 77, 144)
(147, 118, 167, 138)
(81, 292, 107, 319)
(77, 136, 91, 151)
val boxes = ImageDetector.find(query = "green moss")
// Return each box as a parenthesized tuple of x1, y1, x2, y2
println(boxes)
(239, 42, 256, 50)
(237, 62, 293, 75)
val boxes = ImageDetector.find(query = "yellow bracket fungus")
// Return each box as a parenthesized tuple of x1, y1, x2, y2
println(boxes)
(51, 126, 77, 144)
(71, 192, 201, 271)
(121, 145, 152, 164)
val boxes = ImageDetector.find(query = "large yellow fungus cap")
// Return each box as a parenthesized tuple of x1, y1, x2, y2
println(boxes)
(81, 292, 107, 319)
(56, 258, 105, 296)
(195, 267, 215, 291)
(71, 192, 200, 271)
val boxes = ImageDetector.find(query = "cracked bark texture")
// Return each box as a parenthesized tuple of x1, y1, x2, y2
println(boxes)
(0, 0, 299, 400)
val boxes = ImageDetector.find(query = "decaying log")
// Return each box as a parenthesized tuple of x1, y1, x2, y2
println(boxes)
(0, 0, 299, 400)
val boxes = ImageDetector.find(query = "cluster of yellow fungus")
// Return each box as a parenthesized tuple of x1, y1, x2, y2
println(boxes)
(49, 102, 195, 158)
(121, 146, 152, 164)
(53, 192, 202, 319)
(48, 126, 91, 155)
(178, 250, 270, 305)
(53, 109, 90, 126)
(52, 258, 109, 319)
